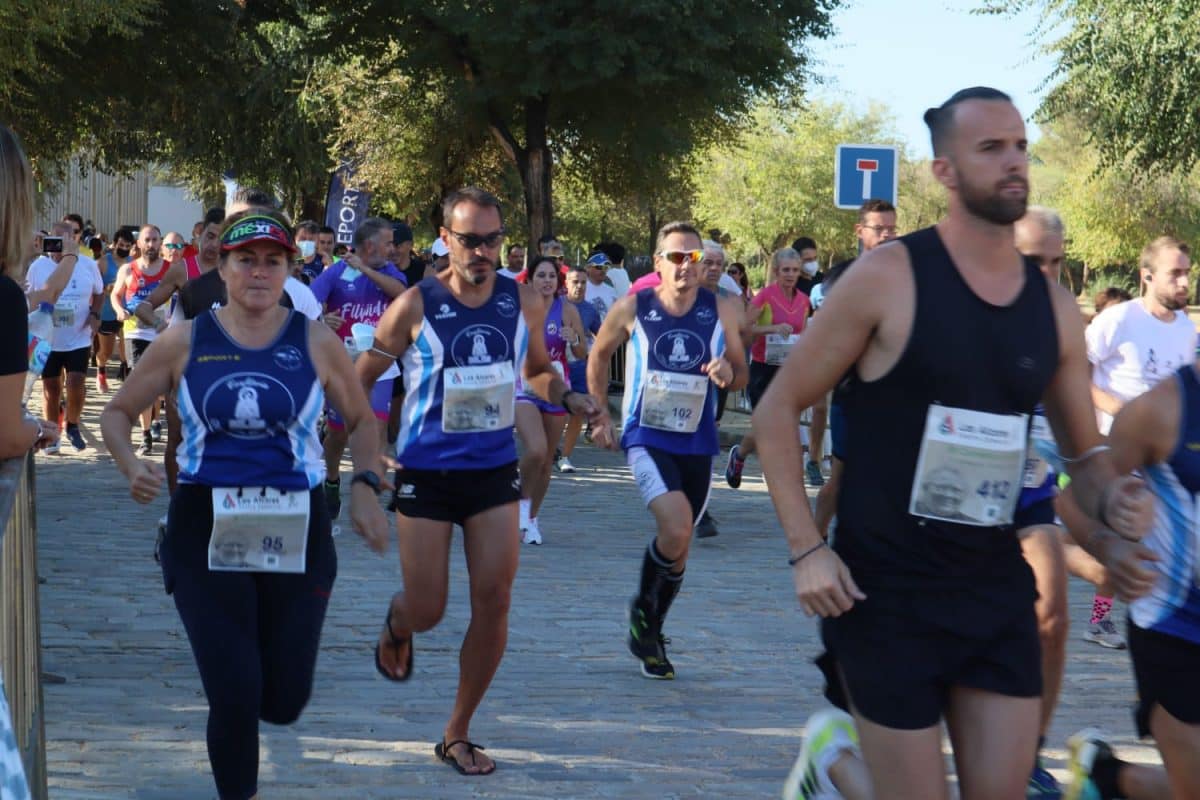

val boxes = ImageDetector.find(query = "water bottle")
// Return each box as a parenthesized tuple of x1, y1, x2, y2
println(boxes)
(23, 302, 53, 406)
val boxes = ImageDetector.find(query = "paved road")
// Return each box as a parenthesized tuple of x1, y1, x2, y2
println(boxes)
(31, 393, 1161, 798)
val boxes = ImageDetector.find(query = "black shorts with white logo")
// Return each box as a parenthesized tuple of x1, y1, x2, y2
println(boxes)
(389, 461, 520, 525)
(1128, 620, 1200, 737)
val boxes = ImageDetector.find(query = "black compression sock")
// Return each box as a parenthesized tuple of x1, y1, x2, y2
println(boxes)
(655, 569, 684, 622)
(637, 541, 676, 612)
(1090, 751, 1125, 800)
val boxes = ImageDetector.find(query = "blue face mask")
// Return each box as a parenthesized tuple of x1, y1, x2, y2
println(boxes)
(297, 240, 317, 259)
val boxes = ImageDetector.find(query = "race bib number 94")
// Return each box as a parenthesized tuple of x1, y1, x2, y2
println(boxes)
(909, 405, 1028, 527)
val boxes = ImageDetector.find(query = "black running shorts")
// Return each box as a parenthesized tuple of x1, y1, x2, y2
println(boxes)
(42, 346, 91, 377)
(819, 584, 1042, 730)
(128, 338, 153, 369)
(625, 446, 712, 522)
(1128, 620, 1200, 737)
(98, 320, 121, 335)
(389, 461, 520, 525)
(746, 361, 779, 409)
(1014, 496, 1056, 529)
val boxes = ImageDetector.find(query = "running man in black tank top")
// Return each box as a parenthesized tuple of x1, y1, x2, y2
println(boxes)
(756, 88, 1154, 799)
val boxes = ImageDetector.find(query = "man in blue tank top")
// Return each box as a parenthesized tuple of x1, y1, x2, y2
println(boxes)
(1054, 363, 1200, 800)
(755, 87, 1155, 799)
(587, 221, 748, 680)
(356, 187, 599, 777)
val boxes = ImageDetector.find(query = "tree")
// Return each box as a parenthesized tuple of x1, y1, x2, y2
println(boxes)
(286, 0, 837, 245)
(691, 99, 906, 265)
(984, 0, 1200, 173)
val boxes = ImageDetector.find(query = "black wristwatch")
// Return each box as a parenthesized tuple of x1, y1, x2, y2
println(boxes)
(351, 469, 382, 495)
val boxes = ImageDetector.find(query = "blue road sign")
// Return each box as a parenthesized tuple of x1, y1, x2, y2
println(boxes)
(834, 144, 898, 209)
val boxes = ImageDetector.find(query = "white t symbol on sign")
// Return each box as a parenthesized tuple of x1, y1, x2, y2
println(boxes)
(856, 159, 879, 199)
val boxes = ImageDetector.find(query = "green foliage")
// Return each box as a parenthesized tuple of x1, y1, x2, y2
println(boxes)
(991, 0, 1200, 173)
(691, 99, 908, 264)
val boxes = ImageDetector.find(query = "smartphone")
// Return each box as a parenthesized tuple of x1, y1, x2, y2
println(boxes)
(42, 237, 63, 253)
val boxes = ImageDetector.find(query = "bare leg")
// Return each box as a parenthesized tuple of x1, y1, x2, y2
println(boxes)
(64, 370, 86, 425)
(828, 750, 875, 800)
(96, 333, 116, 378)
(42, 374, 62, 425)
(322, 425, 349, 483)
(442, 501, 521, 774)
(648, 490, 695, 568)
(810, 393, 828, 465)
(854, 714, 950, 800)
(528, 413, 566, 517)
(376, 514, 453, 680)
(1148, 703, 1200, 798)
(561, 413, 583, 457)
(945, 686, 1040, 800)
(514, 402, 548, 506)
(738, 432, 757, 460)
(1020, 526, 1068, 739)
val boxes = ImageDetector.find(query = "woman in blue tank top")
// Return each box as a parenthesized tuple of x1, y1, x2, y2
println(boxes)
(100, 207, 389, 800)
(514, 256, 587, 544)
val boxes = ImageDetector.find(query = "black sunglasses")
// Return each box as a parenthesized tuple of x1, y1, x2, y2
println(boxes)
(447, 228, 506, 249)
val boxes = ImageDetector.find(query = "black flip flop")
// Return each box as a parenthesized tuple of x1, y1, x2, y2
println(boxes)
(373, 609, 413, 682)
(435, 739, 495, 776)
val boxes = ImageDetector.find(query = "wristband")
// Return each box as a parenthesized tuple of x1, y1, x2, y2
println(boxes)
(788, 541, 826, 566)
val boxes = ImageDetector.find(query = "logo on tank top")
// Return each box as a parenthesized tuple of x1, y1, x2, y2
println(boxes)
(695, 305, 716, 325)
(201, 372, 296, 439)
(546, 320, 558, 337)
(645, 309, 661, 322)
(653, 330, 705, 371)
(272, 345, 303, 371)
(435, 303, 457, 320)
(450, 324, 511, 366)
(495, 292, 518, 318)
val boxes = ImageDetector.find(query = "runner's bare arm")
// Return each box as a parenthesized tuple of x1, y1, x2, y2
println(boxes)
(356, 281, 423, 396)
(312, 320, 389, 554)
(134, 261, 187, 326)
(1089, 377, 1124, 418)
(110, 265, 131, 321)
(561, 301, 588, 360)
(100, 323, 191, 500)
(707, 295, 748, 391)
(586, 295, 637, 449)
(1041, 281, 1154, 540)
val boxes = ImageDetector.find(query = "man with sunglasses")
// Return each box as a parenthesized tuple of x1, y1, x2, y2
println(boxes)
(588, 222, 748, 679)
(357, 187, 600, 776)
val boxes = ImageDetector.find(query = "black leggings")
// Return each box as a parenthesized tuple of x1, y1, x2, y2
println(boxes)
(160, 484, 337, 800)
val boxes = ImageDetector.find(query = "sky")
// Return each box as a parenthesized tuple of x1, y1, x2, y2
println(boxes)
(806, 0, 1059, 157)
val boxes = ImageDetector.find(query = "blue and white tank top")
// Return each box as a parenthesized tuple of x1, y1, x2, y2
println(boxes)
(1133, 365, 1200, 644)
(176, 311, 325, 491)
(397, 276, 528, 469)
(1018, 405, 1062, 511)
(621, 288, 723, 456)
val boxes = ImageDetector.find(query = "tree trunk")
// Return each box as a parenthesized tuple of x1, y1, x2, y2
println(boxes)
(521, 98, 552, 247)
(298, 190, 324, 225)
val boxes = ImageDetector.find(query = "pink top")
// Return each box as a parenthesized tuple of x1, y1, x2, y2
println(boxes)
(749, 283, 811, 363)
(627, 271, 662, 295)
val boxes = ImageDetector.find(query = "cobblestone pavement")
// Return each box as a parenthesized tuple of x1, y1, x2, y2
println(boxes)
(31, 389, 1162, 798)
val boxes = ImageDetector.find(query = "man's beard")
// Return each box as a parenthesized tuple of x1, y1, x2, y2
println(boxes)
(1158, 289, 1187, 312)
(959, 175, 1028, 225)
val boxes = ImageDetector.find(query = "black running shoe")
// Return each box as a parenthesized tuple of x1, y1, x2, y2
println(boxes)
(628, 601, 674, 679)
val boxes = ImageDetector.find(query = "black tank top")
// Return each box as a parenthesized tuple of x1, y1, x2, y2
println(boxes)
(836, 226, 1058, 591)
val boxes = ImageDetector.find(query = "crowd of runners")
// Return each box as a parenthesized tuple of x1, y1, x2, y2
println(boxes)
(3, 84, 1199, 800)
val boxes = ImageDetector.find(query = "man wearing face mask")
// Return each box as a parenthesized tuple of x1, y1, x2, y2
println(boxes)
(792, 236, 824, 295)
(295, 220, 326, 283)
(311, 216, 407, 519)
(96, 228, 135, 392)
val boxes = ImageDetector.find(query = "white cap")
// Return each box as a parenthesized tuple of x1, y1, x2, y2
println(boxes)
(431, 238, 450, 257)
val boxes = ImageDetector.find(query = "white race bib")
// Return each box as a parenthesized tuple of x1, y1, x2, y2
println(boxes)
(909, 405, 1028, 526)
(208, 488, 310, 573)
(765, 333, 799, 366)
(641, 370, 708, 433)
(52, 303, 75, 329)
(442, 362, 515, 432)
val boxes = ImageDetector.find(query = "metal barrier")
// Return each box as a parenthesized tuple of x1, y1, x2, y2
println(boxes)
(0, 453, 46, 798)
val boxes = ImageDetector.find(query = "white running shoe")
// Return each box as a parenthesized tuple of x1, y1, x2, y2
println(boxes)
(519, 498, 531, 532)
(43, 439, 60, 455)
(558, 456, 576, 473)
(783, 709, 859, 800)
(522, 517, 543, 545)
(1083, 617, 1126, 649)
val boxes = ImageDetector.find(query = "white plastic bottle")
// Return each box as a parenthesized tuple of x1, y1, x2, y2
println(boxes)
(23, 302, 53, 406)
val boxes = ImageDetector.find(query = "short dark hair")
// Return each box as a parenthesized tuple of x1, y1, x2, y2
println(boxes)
(204, 206, 225, 227)
(114, 228, 135, 245)
(505, 243, 525, 257)
(923, 86, 1013, 156)
(295, 219, 320, 236)
(654, 221, 702, 254)
(791, 236, 817, 253)
(62, 213, 84, 228)
(442, 186, 504, 229)
(858, 199, 896, 221)
(319, 225, 335, 236)
(232, 186, 278, 209)
(353, 217, 392, 249)
(595, 241, 626, 265)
